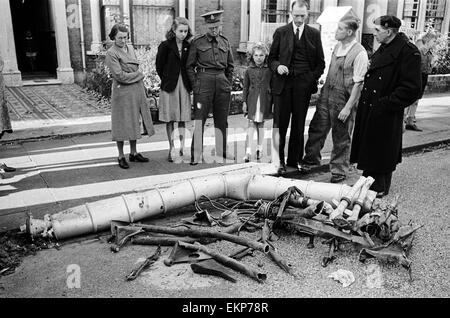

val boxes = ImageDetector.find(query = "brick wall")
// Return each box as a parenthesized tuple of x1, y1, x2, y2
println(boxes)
(222, 0, 241, 60)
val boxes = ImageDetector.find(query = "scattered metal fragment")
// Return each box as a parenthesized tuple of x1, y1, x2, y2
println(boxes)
(126, 246, 161, 281)
(132, 233, 215, 246)
(177, 241, 267, 283)
(261, 220, 295, 275)
(321, 238, 337, 267)
(109, 223, 144, 253)
(131, 223, 270, 254)
(229, 246, 254, 260)
(359, 246, 413, 281)
(191, 259, 237, 283)
(164, 241, 212, 266)
(282, 217, 372, 247)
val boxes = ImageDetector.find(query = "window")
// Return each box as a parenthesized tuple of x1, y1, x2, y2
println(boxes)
(425, 0, 446, 32)
(308, 0, 322, 25)
(262, 0, 323, 24)
(262, 0, 290, 23)
(403, 0, 420, 29)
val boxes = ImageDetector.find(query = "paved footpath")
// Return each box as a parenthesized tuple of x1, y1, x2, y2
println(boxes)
(1, 92, 449, 232)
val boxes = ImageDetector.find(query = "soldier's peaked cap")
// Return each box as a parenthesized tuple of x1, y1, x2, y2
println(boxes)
(201, 10, 224, 24)
(374, 15, 402, 29)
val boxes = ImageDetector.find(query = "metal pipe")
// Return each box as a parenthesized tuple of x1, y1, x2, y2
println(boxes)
(78, 0, 86, 72)
(134, 223, 270, 254)
(330, 176, 367, 219)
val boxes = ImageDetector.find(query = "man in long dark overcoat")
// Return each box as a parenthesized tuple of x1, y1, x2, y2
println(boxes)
(350, 16, 422, 197)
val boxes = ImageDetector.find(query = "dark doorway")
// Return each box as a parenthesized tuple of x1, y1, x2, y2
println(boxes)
(10, 0, 58, 80)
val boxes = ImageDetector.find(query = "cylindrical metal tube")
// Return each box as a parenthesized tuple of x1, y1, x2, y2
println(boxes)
(28, 173, 378, 240)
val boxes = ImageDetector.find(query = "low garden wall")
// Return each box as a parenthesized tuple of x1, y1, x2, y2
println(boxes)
(425, 74, 450, 94)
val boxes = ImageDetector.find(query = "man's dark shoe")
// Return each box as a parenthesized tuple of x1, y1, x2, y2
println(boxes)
(299, 164, 312, 174)
(129, 153, 149, 162)
(330, 174, 346, 183)
(376, 191, 388, 198)
(300, 160, 322, 174)
(118, 157, 130, 169)
(190, 157, 204, 166)
(286, 164, 301, 173)
(405, 123, 422, 132)
(277, 163, 287, 175)
(167, 149, 175, 163)
(0, 163, 16, 172)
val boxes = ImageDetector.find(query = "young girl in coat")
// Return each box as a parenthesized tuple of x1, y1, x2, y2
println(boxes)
(242, 43, 273, 162)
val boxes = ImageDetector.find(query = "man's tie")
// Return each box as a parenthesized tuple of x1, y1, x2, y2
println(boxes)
(296, 27, 300, 39)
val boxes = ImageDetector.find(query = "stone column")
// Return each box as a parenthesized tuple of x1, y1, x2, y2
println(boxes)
(89, 0, 102, 53)
(238, 0, 249, 52)
(248, 0, 262, 47)
(50, 0, 74, 84)
(0, 0, 21, 86)
(443, 1, 450, 35)
(350, 0, 365, 42)
(323, 0, 338, 8)
(396, 0, 405, 18)
(122, 0, 130, 26)
(188, 0, 195, 32)
(179, 0, 186, 18)
(417, 0, 427, 31)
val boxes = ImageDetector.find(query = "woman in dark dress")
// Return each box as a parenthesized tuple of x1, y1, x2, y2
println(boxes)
(156, 17, 193, 162)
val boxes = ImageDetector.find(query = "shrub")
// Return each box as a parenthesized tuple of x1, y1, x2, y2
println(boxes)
(134, 41, 161, 93)
(84, 41, 162, 101)
(232, 72, 244, 91)
(85, 55, 112, 100)
(431, 34, 450, 75)
(421, 19, 450, 75)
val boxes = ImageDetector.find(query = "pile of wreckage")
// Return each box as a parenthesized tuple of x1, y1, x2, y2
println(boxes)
(22, 173, 422, 283)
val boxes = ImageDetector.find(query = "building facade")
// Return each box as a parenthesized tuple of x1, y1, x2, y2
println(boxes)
(1, 0, 449, 87)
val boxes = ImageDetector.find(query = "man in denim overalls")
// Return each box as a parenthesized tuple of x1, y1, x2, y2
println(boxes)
(302, 18, 368, 183)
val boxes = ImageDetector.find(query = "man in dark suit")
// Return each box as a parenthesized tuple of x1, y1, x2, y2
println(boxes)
(268, 0, 325, 175)
(350, 16, 422, 198)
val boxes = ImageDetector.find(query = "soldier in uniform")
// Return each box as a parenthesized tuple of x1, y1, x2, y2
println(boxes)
(350, 16, 422, 198)
(186, 10, 235, 165)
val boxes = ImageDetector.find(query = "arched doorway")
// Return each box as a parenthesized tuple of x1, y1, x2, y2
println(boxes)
(9, 0, 58, 81)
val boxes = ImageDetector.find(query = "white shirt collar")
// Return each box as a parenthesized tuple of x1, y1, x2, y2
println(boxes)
(292, 22, 305, 38)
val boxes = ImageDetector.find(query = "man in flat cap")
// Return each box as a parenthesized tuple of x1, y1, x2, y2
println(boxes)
(350, 15, 422, 198)
(186, 10, 235, 165)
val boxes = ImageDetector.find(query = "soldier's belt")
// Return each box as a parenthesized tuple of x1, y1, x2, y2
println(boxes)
(197, 68, 225, 74)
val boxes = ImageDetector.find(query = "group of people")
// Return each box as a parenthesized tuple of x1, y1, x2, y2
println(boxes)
(103, 0, 429, 198)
